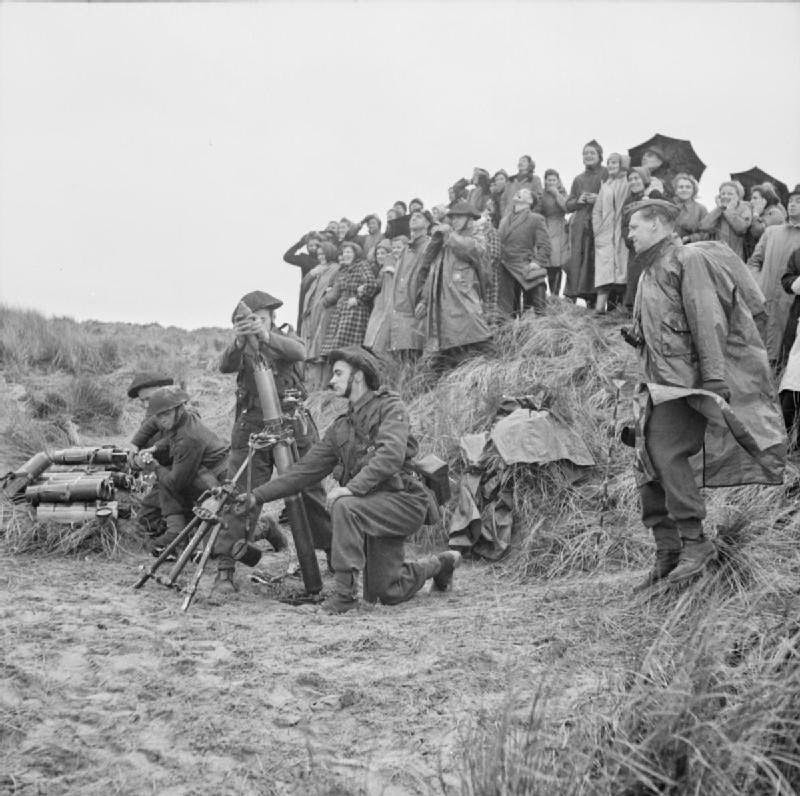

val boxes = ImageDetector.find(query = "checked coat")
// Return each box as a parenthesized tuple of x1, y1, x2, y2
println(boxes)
(321, 258, 379, 355)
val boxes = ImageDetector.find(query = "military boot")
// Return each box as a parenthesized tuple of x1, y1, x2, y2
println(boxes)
(254, 516, 288, 552)
(151, 514, 187, 561)
(667, 538, 717, 583)
(324, 570, 359, 615)
(432, 551, 462, 592)
(632, 549, 681, 593)
(210, 567, 239, 595)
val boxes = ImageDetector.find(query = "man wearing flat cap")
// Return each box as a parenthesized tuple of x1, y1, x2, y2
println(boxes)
(625, 199, 785, 590)
(217, 290, 328, 590)
(236, 346, 460, 614)
(416, 200, 493, 371)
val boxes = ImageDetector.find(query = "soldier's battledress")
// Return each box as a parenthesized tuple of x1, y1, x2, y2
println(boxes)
(252, 388, 438, 605)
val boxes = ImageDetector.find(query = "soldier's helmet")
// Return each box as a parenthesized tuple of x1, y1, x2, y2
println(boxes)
(146, 387, 191, 417)
(127, 372, 174, 399)
(328, 347, 382, 390)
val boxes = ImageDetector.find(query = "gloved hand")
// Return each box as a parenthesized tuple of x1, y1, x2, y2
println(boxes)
(703, 379, 731, 402)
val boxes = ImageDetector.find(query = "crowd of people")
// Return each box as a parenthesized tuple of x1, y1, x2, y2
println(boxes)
(283, 141, 800, 389)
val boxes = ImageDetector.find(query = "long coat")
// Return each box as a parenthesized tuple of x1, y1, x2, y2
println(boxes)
(321, 259, 379, 354)
(363, 256, 396, 352)
(564, 164, 608, 298)
(674, 199, 709, 243)
(390, 234, 431, 352)
(592, 175, 629, 288)
(498, 207, 552, 286)
(746, 222, 800, 361)
(422, 227, 492, 352)
(301, 263, 341, 359)
(538, 189, 570, 269)
(632, 236, 785, 487)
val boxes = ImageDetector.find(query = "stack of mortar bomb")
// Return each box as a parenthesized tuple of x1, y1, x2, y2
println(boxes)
(1, 447, 138, 523)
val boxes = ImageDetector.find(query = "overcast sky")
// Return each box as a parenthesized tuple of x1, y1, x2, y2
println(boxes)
(1, 1, 799, 330)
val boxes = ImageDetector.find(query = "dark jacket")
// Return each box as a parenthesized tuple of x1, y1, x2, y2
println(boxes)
(498, 207, 552, 286)
(154, 412, 229, 495)
(219, 327, 307, 418)
(284, 238, 318, 331)
(252, 388, 418, 501)
(780, 245, 800, 357)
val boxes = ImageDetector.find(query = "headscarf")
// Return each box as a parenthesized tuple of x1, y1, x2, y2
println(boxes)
(608, 152, 631, 173)
(629, 166, 651, 187)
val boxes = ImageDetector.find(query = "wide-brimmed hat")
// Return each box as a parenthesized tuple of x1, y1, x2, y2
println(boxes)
(445, 200, 481, 219)
(327, 347, 381, 390)
(127, 372, 174, 399)
(623, 197, 680, 220)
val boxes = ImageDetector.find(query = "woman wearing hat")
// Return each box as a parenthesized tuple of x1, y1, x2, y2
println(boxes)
(301, 241, 341, 391)
(699, 180, 752, 261)
(592, 153, 631, 313)
(321, 241, 379, 355)
(565, 140, 608, 305)
(641, 146, 674, 199)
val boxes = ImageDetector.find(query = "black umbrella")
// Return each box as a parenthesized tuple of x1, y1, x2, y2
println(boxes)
(730, 166, 789, 206)
(628, 133, 706, 181)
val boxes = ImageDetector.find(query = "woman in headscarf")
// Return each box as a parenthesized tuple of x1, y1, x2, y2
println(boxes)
(699, 180, 752, 260)
(564, 140, 608, 305)
(539, 169, 570, 296)
(745, 183, 787, 260)
(363, 238, 397, 352)
(672, 173, 709, 244)
(321, 241, 379, 355)
(592, 153, 630, 313)
(301, 241, 341, 391)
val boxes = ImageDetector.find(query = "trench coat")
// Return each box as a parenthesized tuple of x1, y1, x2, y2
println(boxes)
(632, 236, 785, 487)
(363, 257, 396, 352)
(565, 164, 608, 298)
(301, 263, 341, 359)
(390, 234, 431, 352)
(699, 201, 752, 261)
(321, 259, 379, 354)
(592, 175, 629, 288)
(746, 222, 800, 361)
(422, 226, 492, 352)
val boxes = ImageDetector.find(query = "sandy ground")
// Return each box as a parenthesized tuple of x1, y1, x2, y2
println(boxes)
(0, 541, 640, 796)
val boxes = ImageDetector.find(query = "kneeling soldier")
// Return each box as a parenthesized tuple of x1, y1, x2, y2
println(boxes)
(236, 346, 460, 614)
(142, 387, 232, 584)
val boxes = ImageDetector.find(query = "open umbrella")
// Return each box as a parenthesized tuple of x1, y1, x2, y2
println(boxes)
(730, 167, 789, 206)
(628, 133, 706, 181)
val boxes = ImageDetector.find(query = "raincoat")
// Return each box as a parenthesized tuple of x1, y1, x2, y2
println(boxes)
(390, 234, 431, 352)
(301, 263, 341, 359)
(632, 236, 785, 487)
(422, 225, 492, 352)
(699, 201, 752, 260)
(565, 164, 608, 298)
(746, 221, 800, 361)
(538, 188, 570, 269)
(674, 199, 709, 243)
(363, 255, 396, 352)
(592, 174, 629, 288)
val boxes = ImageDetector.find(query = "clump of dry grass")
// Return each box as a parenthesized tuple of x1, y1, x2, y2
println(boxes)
(1, 410, 79, 462)
(0, 498, 138, 557)
(67, 376, 123, 433)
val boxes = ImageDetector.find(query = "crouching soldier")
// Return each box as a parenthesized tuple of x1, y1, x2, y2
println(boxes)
(220, 290, 329, 567)
(126, 371, 175, 537)
(235, 346, 460, 614)
(141, 387, 231, 579)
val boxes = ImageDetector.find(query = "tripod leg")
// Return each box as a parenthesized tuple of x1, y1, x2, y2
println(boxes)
(163, 520, 213, 587)
(134, 515, 201, 589)
(181, 522, 223, 612)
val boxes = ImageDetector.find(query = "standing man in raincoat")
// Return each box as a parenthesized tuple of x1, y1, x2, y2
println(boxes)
(417, 200, 494, 371)
(625, 198, 785, 589)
